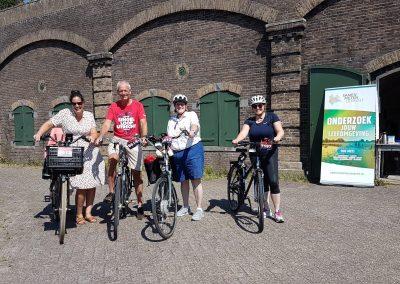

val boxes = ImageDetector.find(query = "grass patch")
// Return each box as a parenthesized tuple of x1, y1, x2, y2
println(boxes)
(203, 165, 228, 181)
(375, 179, 389, 186)
(0, 156, 42, 168)
(279, 171, 308, 183)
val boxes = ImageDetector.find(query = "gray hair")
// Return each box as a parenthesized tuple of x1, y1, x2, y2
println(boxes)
(116, 80, 131, 91)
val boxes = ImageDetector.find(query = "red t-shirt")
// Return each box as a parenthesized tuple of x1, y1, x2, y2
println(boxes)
(106, 100, 146, 140)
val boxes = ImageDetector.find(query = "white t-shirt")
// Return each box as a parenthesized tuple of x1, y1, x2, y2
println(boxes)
(167, 111, 201, 151)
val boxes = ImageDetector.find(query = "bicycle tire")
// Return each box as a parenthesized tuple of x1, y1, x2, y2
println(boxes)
(256, 170, 265, 233)
(113, 175, 122, 236)
(59, 178, 68, 244)
(152, 176, 177, 239)
(227, 164, 243, 212)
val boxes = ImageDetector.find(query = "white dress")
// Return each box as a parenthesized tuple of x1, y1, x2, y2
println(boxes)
(51, 109, 106, 190)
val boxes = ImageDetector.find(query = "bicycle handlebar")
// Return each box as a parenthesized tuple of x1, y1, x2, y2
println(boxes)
(101, 134, 141, 149)
(41, 134, 90, 145)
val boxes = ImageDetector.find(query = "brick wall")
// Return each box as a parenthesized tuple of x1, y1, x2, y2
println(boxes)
(0, 41, 92, 162)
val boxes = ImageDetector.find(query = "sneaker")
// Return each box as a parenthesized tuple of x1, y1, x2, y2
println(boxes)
(191, 208, 204, 221)
(263, 209, 273, 219)
(274, 210, 284, 223)
(137, 206, 144, 220)
(103, 192, 114, 204)
(177, 206, 190, 217)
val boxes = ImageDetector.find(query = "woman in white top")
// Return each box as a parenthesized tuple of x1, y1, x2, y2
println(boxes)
(34, 91, 105, 225)
(167, 94, 205, 221)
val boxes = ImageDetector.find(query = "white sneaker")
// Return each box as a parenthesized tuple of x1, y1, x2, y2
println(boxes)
(263, 209, 273, 219)
(191, 208, 204, 221)
(177, 206, 190, 217)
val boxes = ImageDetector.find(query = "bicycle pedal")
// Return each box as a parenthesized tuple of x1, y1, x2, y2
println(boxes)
(44, 195, 51, 202)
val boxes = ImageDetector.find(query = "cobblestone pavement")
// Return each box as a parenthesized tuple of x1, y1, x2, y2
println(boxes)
(0, 165, 399, 283)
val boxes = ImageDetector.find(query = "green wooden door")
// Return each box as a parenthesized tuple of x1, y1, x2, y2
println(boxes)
(141, 97, 170, 136)
(200, 91, 239, 146)
(218, 92, 239, 147)
(13, 106, 34, 146)
(309, 67, 364, 181)
(52, 103, 70, 115)
(199, 93, 218, 146)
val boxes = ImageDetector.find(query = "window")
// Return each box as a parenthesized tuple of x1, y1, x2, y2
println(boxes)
(140, 96, 170, 136)
(13, 106, 34, 146)
(200, 91, 239, 147)
(52, 102, 70, 115)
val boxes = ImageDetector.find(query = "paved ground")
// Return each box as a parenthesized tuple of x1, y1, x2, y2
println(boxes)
(0, 165, 399, 283)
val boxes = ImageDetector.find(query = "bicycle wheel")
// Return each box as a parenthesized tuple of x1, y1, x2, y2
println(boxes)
(152, 176, 177, 239)
(255, 170, 265, 233)
(59, 178, 68, 244)
(227, 164, 243, 212)
(113, 175, 122, 236)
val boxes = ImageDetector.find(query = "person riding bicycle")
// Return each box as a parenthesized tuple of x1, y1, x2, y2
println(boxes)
(34, 90, 105, 225)
(167, 94, 205, 221)
(95, 80, 148, 219)
(232, 95, 285, 222)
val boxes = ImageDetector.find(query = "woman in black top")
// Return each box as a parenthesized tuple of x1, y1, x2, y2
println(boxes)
(232, 95, 285, 222)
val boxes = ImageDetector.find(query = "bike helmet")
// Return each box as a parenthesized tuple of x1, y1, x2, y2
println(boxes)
(250, 95, 266, 105)
(173, 94, 188, 104)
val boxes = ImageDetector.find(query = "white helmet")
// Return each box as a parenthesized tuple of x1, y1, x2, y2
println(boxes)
(173, 94, 188, 104)
(250, 95, 266, 105)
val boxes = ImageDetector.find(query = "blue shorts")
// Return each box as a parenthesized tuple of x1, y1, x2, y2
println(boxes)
(172, 142, 204, 182)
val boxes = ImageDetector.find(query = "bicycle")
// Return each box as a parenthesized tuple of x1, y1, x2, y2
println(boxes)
(146, 131, 188, 239)
(227, 140, 276, 233)
(41, 133, 88, 244)
(103, 136, 141, 239)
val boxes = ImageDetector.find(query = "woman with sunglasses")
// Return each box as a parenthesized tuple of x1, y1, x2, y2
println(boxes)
(232, 95, 285, 222)
(34, 90, 105, 225)
(167, 94, 205, 221)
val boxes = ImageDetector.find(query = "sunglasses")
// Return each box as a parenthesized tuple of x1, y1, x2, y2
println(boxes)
(252, 103, 264, 109)
(72, 101, 83, 106)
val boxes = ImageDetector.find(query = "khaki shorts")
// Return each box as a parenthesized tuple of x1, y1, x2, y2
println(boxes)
(107, 137, 143, 171)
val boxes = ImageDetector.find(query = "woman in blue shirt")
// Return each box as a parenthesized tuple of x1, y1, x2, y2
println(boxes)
(232, 95, 285, 222)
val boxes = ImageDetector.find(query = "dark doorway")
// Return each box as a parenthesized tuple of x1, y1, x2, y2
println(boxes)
(378, 69, 400, 175)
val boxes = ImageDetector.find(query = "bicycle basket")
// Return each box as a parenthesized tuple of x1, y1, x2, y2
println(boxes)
(45, 146, 84, 175)
(144, 154, 161, 184)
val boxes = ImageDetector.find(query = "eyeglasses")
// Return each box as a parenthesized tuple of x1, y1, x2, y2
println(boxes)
(252, 104, 264, 109)
(72, 101, 83, 106)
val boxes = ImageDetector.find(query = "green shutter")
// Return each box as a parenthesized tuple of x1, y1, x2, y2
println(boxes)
(13, 106, 34, 146)
(153, 97, 170, 136)
(53, 103, 70, 115)
(200, 93, 218, 146)
(200, 91, 239, 146)
(309, 67, 364, 181)
(140, 96, 170, 136)
(218, 92, 239, 147)
(141, 98, 153, 136)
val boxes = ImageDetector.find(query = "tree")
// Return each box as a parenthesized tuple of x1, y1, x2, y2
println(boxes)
(0, 0, 23, 10)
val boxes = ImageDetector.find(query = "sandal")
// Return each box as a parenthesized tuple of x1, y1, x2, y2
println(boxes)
(85, 216, 97, 223)
(76, 215, 86, 225)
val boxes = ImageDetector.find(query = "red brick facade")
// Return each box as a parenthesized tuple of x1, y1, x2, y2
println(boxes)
(0, 0, 399, 175)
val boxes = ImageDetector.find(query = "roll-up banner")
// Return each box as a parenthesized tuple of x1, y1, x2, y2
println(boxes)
(320, 85, 377, 187)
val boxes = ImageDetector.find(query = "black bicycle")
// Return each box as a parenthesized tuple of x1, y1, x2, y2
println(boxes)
(147, 131, 187, 239)
(105, 137, 141, 239)
(227, 140, 275, 233)
(42, 133, 88, 244)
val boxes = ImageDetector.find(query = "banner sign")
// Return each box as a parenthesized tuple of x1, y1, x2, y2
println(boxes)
(320, 85, 377, 187)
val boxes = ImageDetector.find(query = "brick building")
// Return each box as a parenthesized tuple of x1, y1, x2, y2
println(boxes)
(1, 0, 399, 180)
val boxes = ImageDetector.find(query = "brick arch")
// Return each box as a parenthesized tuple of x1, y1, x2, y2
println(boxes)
(365, 49, 400, 74)
(0, 29, 95, 66)
(50, 96, 70, 109)
(11, 99, 36, 111)
(137, 89, 172, 102)
(104, 0, 278, 51)
(294, 0, 326, 17)
(196, 82, 243, 99)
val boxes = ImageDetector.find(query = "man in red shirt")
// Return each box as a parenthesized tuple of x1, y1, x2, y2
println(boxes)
(96, 80, 148, 218)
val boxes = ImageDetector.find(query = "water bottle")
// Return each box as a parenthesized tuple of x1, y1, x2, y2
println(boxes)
(382, 132, 387, 144)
